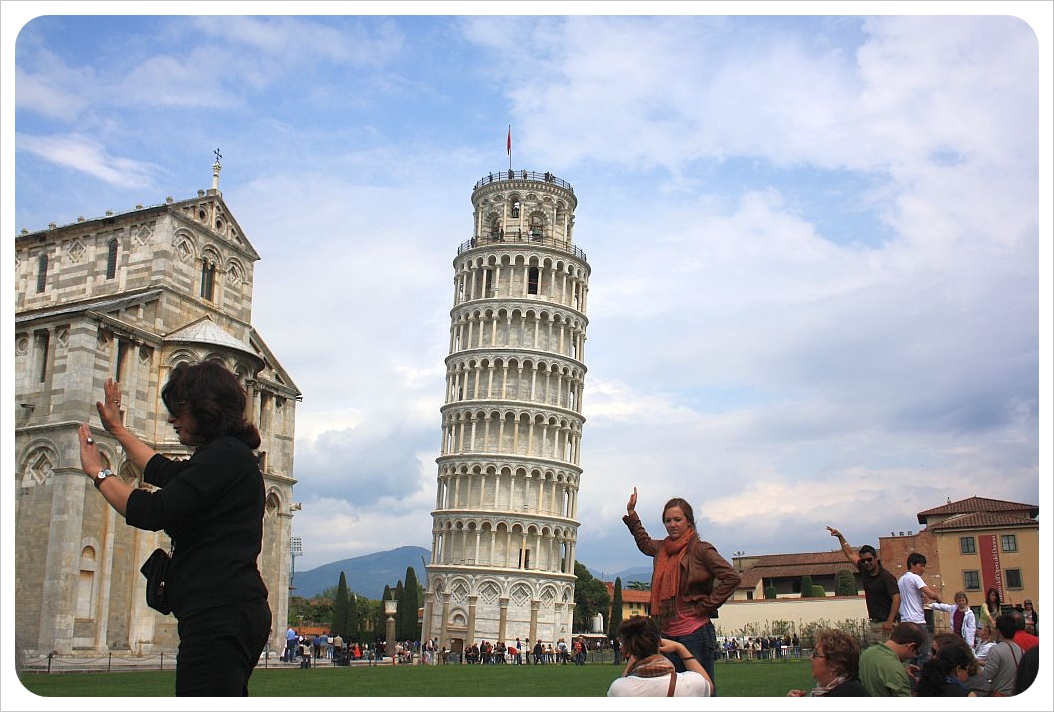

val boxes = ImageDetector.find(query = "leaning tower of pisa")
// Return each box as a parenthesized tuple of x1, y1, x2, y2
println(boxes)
(422, 169, 591, 657)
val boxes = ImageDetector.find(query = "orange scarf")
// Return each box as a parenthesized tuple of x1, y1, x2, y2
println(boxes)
(650, 528, 696, 627)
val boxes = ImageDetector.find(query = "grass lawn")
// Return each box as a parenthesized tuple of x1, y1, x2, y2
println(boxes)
(18, 659, 812, 698)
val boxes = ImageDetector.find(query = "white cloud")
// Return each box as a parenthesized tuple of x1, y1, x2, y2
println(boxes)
(16, 132, 161, 189)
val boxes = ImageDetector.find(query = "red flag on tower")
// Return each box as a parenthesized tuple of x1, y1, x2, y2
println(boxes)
(507, 126, 512, 155)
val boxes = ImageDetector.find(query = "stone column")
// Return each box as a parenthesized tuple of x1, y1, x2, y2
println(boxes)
(498, 597, 509, 644)
(421, 592, 434, 651)
(439, 593, 451, 652)
(39, 470, 86, 654)
(467, 595, 478, 648)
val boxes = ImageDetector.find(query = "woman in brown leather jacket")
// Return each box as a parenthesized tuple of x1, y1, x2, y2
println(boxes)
(623, 487, 741, 694)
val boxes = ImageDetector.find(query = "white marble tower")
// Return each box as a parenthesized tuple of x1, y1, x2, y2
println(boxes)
(422, 169, 591, 657)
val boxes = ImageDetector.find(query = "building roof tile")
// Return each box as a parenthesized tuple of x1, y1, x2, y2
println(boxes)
(917, 496, 1038, 522)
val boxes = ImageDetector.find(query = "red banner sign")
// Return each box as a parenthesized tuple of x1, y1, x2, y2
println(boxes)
(978, 534, 1002, 597)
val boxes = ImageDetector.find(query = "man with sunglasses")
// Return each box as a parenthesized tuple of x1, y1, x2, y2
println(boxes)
(828, 526, 901, 645)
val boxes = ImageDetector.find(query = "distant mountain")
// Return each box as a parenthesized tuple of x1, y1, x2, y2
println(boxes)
(291, 546, 430, 599)
(291, 546, 651, 600)
(588, 566, 653, 585)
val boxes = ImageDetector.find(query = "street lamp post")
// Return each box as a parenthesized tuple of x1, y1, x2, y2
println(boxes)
(384, 596, 398, 665)
(289, 536, 302, 593)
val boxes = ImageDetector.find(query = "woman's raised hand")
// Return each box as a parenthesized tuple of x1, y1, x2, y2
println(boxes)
(95, 378, 124, 433)
(627, 486, 637, 514)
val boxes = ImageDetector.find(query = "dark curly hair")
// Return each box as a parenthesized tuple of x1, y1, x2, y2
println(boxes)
(617, 616, 662, 661)
(933, 633, 978, 676)
(161, 360, 260, 449)
(916, 644, 972, 696)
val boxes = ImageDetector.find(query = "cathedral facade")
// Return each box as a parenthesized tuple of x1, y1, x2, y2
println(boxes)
(13, 164, 299, 657)
(423, 170, 591, 655)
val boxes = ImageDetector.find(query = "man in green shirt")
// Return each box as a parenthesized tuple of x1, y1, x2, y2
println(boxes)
(858, 621, 927, 696)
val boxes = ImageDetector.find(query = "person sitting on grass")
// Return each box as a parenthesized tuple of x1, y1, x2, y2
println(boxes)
(787, 629, 868, 697)
(607, 616, 713, 697)
(916, 644, 977, 697)
(858, 621, 927, 696)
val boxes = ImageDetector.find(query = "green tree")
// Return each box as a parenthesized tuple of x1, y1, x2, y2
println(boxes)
(835, 568, 858, 596)
(608, 577, 624, 639)
(396, 581, 406, 640)
(349, 594, 362, 640)
(331, 572, 351, 637)
(573, 562, 611, 633)
(626, 580, 651, 591)
(288, 595, 311, 626)
(799, 575, 815, 598)
(401, 566, 421, 642)
(765, 585, 778, 600)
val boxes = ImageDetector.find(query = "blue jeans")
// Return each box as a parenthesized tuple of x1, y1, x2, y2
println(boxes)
(663, 621, 718, 696)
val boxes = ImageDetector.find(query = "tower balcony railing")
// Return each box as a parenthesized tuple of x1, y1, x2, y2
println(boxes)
(457, 232, 587, 262)
(474, 170, 574, 193)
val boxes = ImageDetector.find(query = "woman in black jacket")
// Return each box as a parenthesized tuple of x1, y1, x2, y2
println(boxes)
(79, 361, 270, 696)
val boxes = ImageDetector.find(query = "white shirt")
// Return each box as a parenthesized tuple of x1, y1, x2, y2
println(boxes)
(607, 671, 712, 697)
(929, 602, 977, 647)
(897, 570, 928, 623)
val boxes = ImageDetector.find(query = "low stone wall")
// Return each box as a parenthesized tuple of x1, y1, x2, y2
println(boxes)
(713, 595, 869, 638)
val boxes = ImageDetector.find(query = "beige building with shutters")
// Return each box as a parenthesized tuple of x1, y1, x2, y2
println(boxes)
(13, 161, 300, 658)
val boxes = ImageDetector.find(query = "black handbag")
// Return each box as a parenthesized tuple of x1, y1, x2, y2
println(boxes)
(140, 548, 172, 615)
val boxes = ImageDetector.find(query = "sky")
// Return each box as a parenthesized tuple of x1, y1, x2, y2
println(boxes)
(5, 4, 1051, 586)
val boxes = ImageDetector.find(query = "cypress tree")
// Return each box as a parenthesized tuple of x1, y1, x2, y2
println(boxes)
(402, 566, 421, 642)
(347, 590, 359, 642)
(608, 577, 624, 639)
(331, 572, 350, 638)
(394, 581, 405, 639)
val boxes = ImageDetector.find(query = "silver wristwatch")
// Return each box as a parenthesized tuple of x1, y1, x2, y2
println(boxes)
(93, 468, 115, 489)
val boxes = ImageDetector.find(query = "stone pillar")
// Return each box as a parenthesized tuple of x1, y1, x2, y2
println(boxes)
(439, 593, 451, 652)
(39, 470, 87, 654)
(467, 595, 478, 648)
(498, 597, 509, 644)
(421, 592, 434, 651)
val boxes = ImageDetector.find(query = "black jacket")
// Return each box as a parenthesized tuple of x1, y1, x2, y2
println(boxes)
(126, 436, 268, 616)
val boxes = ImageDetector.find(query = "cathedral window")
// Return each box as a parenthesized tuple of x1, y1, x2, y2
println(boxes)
(106, 239, 119, 279)
(36, 254, 48, 292)
(35, 330, 50, 382)
(200, 260, 216, 300)
(511, 201, 521, 218)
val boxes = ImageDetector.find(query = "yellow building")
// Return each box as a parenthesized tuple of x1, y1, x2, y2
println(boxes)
(913, 496, 1039, 618)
